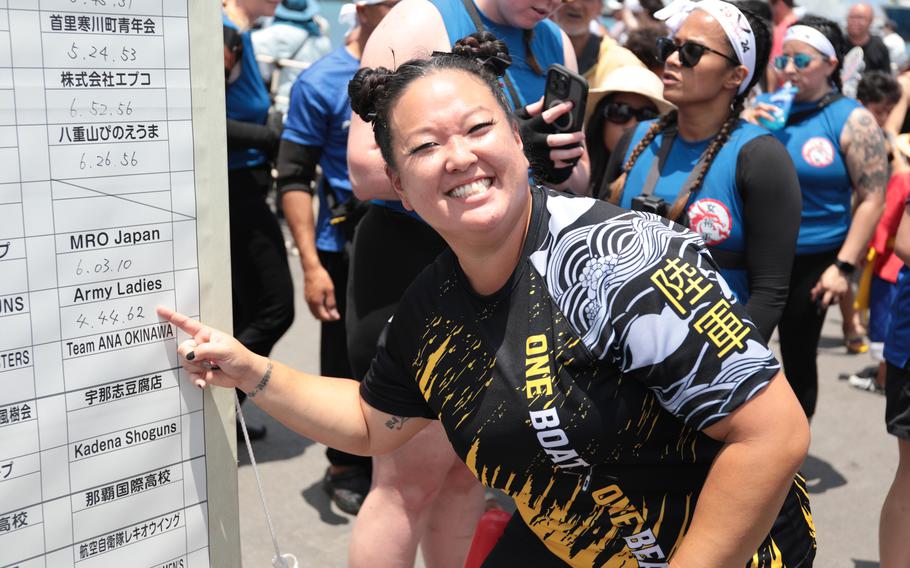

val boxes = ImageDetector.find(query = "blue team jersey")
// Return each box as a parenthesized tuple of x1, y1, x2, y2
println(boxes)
(620, 120, 769, 303)
(885, 196, 910, 369)
(429, 0, 564, 108)
(284, 47, 359, 252)
(224, 13, 272, 170)
(772, 95, 860, 255)
(885, 266, 910, 368)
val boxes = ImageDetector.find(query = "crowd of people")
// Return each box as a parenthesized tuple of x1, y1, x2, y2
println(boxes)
(199, 0, 910, 565)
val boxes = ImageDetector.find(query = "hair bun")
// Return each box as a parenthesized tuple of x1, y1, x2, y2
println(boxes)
(348, 67, 393, 122)
(452, 31, 511, 76)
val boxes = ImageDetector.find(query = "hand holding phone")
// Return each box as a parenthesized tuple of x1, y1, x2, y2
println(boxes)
(542, 64, 588, 133)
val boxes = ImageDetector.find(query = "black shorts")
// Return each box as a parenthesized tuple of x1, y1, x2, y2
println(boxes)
(886, 362, 910, 440)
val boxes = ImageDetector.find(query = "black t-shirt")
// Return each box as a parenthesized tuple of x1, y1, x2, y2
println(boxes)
(361, 186, 815, 566)
(849, 35, 892, 73)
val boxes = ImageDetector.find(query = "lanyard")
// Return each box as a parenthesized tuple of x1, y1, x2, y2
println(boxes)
(641, 127, 707, 205)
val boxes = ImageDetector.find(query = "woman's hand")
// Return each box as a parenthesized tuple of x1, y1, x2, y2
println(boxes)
(810, 264, 849, 309)
(517, 98, 586, 184)
(156, 305, 265, 392)
(740, 102, 777, 126)
(525, 98, 586, 167)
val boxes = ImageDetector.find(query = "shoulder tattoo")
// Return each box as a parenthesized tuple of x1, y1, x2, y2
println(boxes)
(844, 109, 888, 199)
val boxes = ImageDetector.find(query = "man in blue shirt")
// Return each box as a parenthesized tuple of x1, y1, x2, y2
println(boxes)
(276, 0, 398, 515)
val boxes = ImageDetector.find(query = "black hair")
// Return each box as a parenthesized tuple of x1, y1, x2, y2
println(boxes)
(348, 31, 513, 169)
(607, 4, 771, 221)
(793, 15, 846, 91)
(857, 70, 902, 105)
(625, 26, 669, 72)
(640, 0, 665, 18)
(732, 0, 771, 24)
(585, 96, 614, 192)
(523, 29, 542, 75)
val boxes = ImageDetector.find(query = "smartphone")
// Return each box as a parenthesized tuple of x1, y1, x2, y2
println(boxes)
(542, 64, 588, 133)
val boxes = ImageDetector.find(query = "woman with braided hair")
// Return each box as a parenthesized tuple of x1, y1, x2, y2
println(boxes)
(162, 41, 815, 567)
(598, 0, 802, 342)
(749, 15, 887, 419)
(341, 0, 589, 561)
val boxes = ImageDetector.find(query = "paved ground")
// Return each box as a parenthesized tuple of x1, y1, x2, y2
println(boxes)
(235, 247, 895, 568)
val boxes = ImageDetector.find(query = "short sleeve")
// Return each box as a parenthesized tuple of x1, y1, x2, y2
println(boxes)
(283, 70, 331, 147)
(359, 296, 437, 420)
(533, 199, 780, 431)
(604, 217, 778, 429)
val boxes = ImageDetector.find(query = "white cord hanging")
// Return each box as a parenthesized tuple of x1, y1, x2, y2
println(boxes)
(235, 394, 300, 568)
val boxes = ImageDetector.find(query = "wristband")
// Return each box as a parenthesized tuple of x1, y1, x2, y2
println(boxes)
(833, 259, 856, 275)
(248, 360, 273, 398)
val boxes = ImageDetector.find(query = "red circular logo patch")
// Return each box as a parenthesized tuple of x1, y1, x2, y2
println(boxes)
(688, 198, 733, 245)
(801, 137, 835, 168)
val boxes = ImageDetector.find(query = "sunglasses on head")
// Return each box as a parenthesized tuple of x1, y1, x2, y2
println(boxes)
(656, 36, 739, 68)
(603, 101, 659, 124)
(773, 53, 819, 70)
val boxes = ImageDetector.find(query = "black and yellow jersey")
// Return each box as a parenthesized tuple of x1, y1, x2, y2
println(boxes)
(361, 186, 816, 567)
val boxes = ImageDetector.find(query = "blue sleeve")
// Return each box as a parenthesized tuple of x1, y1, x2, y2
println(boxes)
(283, 72, 331, 147)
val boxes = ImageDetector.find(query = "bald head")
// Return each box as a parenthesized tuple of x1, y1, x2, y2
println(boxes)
(849, 3, 873, 19)
(847, 3, 874, 43)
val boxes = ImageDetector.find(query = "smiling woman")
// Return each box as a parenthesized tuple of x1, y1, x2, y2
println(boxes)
(339, 0, 582, 559)
(163, 39, 816, 567)
(349, 42, 533, 277)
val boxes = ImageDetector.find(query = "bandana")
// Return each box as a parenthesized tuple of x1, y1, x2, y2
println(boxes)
(784, 25, 837, 59)
(654, 0, 756, 95)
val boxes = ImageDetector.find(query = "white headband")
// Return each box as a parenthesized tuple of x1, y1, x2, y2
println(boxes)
(784, 25, 837, 59)
(654, 0, 756, 95)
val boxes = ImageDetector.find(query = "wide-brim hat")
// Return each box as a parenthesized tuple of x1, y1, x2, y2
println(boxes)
(585, 66, 676, 124)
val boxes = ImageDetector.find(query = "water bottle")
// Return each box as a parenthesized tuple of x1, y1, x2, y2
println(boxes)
(755, 82, 798, 131)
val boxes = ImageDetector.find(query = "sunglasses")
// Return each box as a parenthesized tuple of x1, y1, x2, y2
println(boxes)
(604, 101, 659, 124)
(773, 53, 821, 70)
(656, 36, 739, 68)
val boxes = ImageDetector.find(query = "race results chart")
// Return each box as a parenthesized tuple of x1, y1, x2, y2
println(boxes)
(0, 1, 208, 567)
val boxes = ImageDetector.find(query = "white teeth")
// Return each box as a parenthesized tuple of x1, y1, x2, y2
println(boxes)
(449, 178, 492, 199)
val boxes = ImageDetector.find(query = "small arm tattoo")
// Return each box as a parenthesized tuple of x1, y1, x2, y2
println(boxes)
(385, 416, 411, 430)
(843, 109, 888, 200)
